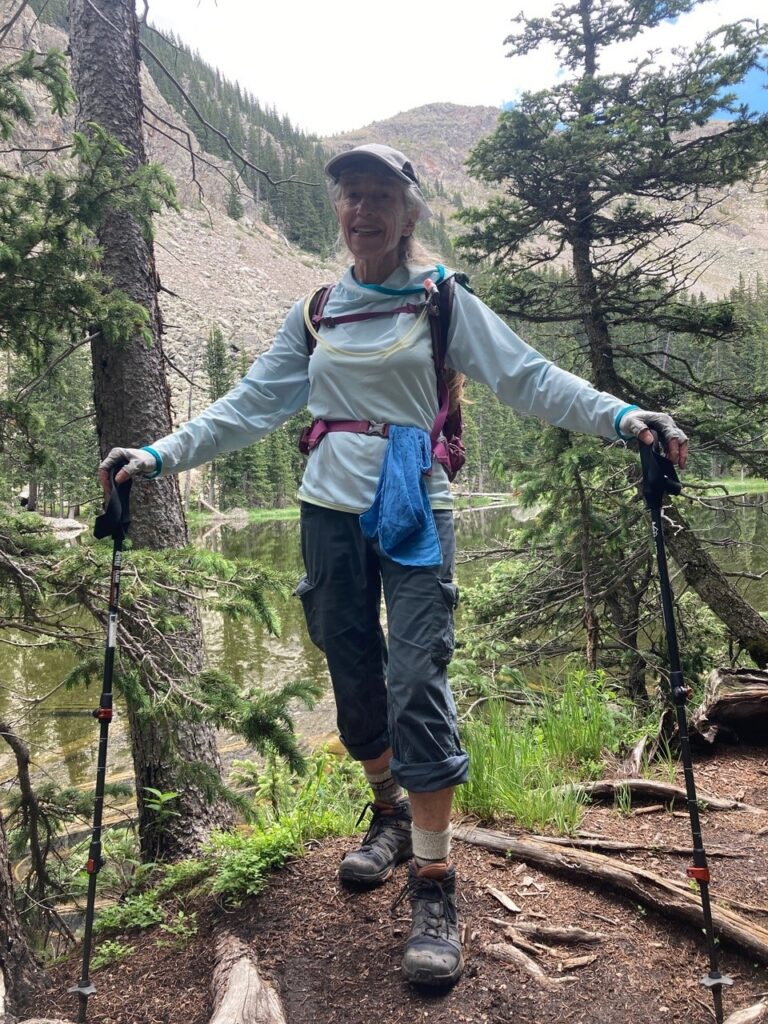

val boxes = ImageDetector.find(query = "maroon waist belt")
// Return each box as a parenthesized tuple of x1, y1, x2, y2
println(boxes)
(298, 418, 390, 454)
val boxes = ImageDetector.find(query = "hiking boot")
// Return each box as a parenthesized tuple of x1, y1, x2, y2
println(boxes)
(396, 861, 464, 988)
(338, 798, 412, 887)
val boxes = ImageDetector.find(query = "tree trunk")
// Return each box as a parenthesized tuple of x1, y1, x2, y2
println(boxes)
(0, 812, 45, 1016)
(572, 231, 768, 671)
(68, 0, 232, 857)
(663, 504, 768, 668)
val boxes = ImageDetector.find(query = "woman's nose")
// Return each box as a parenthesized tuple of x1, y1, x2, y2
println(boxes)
(354, 195, 375, 214)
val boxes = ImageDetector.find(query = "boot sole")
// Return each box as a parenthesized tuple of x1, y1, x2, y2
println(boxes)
(403, 952, 465, 988)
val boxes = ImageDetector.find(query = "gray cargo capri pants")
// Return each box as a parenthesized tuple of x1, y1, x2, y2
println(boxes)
(294, 501, 469, 793)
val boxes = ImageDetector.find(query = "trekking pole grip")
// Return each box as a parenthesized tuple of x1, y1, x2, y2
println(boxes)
(94, 461, 132, 541)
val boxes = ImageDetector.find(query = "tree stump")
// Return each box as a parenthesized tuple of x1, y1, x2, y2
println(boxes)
(691, 668, 768, 744)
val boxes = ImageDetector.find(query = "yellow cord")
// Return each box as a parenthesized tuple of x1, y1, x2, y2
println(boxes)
(303, 291, 429, 360)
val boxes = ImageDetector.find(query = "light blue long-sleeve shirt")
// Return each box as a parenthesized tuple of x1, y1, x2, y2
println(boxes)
(151, 264, 628, 513)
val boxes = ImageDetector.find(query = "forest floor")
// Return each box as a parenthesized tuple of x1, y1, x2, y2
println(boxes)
(25, 744, 768, 1024)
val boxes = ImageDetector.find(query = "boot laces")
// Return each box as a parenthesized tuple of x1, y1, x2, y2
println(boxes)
(355, 801, 405, 851)
(392, 871, 457, 939)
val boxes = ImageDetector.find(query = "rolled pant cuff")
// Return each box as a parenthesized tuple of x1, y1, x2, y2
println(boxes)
(342, 731, 391, 763)
(390, 753, 469, 793)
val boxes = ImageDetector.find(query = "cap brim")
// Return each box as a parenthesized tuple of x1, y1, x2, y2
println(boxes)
(325, 150, 413, 185)
(325, 152, 433, 221)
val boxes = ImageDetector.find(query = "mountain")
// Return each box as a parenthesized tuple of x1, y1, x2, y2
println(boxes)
(4, 1, 767, 431)
(327, 102, 500, 200)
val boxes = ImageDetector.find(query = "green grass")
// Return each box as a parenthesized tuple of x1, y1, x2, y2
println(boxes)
(93, 747, 366, 929)
(453, 493, 517, 509)
(689, 476, 768, 495)
(247, 506, 300, 522)
(455, 671, 632, 834)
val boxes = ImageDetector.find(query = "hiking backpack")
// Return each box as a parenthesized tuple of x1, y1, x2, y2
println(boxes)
(299, 274, 468, 481)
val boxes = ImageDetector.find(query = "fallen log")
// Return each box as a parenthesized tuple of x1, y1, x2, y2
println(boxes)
(558, 779, 764, 814)
(455, 825, 768, 963)
(527, 834, 745, 857)
(692, 668, 768, 744)
(210, 931, 287, 1024)
(724, 1001, 768, 1024)
(507, 921, 605, 945)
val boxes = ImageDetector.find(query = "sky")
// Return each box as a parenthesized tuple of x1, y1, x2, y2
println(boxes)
(144, 0, 768, 136)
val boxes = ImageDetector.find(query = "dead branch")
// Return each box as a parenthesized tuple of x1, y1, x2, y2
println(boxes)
(455, 825, 768, 963)
(692, 668, 768, 744)
(525, 834, 745, 858)
(492, 924, 546, 956)
(15, 333, 100, 402)
(0, 0, 30, 45)
(512, 921, 605, 945)
(723, 1001, 768, 1024)
(210, 930, 287, 1024)
(486, 941, 576, 987)
(557, 779, 765, 814)
(137, 37, 314, 187)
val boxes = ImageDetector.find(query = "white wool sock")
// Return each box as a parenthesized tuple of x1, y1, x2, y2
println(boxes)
(412, 823, 452, 867)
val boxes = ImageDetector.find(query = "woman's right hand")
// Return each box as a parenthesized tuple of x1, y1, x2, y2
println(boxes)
(98, 447, 158, 495)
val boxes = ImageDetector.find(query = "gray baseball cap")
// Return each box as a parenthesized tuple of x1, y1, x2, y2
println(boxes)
(325, 144, 432, 220)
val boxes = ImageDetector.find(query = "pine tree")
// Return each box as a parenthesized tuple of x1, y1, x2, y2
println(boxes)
(459, 0, 768, 681)
(69, 0, 234, 856)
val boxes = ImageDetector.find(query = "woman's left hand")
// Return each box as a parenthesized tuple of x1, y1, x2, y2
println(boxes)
(619, 409, 688, 470)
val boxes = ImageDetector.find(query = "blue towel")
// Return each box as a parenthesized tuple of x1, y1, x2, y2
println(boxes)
(359, 425, 442, 567)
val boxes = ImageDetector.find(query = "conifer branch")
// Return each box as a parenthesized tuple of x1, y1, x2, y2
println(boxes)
(0, 0, 31, 46)
(14, 332, 100, 402)
(81, 0, 318, 188)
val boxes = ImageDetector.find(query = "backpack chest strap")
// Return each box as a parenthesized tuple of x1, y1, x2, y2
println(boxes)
(312, 303, 424, 329)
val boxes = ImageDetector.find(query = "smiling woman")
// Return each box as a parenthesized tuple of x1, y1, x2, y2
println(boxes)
(99, 141, 688, 993)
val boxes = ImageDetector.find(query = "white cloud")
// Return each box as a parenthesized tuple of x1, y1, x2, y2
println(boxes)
(144, 0, 766, 135)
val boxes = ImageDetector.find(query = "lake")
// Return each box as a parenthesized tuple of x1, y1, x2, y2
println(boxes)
(0, 504, 526, 793)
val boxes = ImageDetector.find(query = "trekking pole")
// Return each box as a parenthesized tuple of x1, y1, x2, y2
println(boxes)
(639, 439, 733, 1024)
(69, 463, 132, 1024)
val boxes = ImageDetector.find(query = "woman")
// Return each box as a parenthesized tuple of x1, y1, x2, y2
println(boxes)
(100, 143, 688, 989)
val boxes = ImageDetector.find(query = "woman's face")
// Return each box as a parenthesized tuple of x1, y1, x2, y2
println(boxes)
(335, 171, 415, 276)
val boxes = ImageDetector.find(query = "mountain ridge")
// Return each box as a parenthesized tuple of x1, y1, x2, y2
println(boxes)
(3, 3, 767, 431)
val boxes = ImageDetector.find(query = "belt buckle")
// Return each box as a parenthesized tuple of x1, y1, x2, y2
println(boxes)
(367, 421, 387, 438)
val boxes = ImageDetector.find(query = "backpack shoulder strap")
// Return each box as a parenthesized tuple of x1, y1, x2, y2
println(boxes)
(435, 276, 454, 370)
(304, 284, 335, 355)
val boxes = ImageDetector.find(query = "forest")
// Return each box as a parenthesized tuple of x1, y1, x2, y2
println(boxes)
(1, 1, 768, 1023)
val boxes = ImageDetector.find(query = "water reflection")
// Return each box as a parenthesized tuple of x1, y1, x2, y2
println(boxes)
(4, 497, 766, 790)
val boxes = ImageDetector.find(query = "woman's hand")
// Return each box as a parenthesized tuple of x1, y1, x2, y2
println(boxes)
(98, 447, 158, 495)
(618, 409, 688, 469)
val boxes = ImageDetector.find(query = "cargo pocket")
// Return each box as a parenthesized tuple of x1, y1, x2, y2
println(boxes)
(293, 575, 325, 652)
(430, 580, 460, 666)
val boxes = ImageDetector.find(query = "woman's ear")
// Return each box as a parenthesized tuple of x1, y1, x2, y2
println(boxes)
(402, 216, 416, 237)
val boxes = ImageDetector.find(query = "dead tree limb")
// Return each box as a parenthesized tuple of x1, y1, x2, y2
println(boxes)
(210, 931, 287, 1024)
(486, 942, 576, 987)
(557, 779, 765, 814)
(455, 825, 768, 963)
(691, 668, 768, 744)
(489, 918, 605, 944)
(527, 834, 746, 857)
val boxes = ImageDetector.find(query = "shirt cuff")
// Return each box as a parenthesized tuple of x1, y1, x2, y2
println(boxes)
(614, 404, 640, 441)
(141, 445, 163, 479)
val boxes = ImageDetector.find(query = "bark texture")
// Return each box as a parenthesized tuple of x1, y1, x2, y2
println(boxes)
(210, 931, 288, 1024)
(692, 668, 768, 743)
(68, 0, 231, 856)
(663, 505, 768, 668)
(0, 813, 45, 1017)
